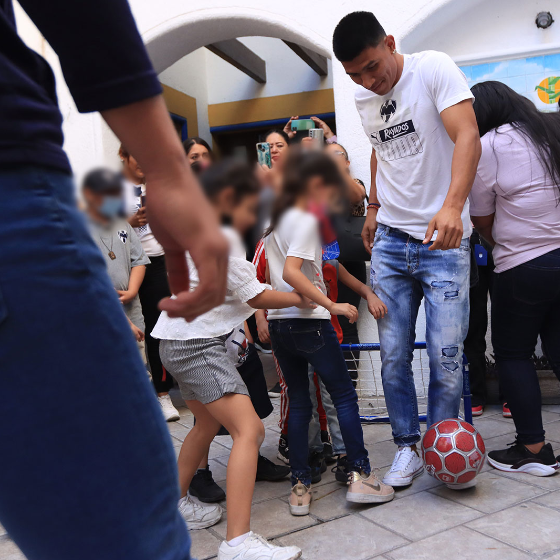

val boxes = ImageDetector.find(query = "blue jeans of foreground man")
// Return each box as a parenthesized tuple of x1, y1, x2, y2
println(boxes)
(0, 167, 191, 560)
(371, 224, 470, 446)
(492, 248, 560, 445)
(269, 319, 370, 486)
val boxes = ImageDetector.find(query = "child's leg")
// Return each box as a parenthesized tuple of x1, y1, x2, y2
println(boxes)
(205, 394, 265, 540)
(178, 401, 221, 497)
(317, 377, 346, 456)
(197, 451, 210, 470)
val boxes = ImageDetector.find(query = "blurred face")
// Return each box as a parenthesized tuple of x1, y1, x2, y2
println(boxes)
(83, 188, 122, 220)
(266, 133, 289, 168)
(306, 176, 340, 211)
(231, 193, 259, 235)
(341, 37, 400, 96)
(188, 144, 212, 168)
(325, 143, 350, 174)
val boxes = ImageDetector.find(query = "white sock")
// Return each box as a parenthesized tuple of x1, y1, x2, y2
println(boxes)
(227, 532, 251, 547)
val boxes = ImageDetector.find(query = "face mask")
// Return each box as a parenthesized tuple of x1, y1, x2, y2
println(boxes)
(99, 196, 123, 219)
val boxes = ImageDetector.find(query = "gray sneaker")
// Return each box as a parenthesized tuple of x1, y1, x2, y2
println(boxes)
(178, 494, 222, 529)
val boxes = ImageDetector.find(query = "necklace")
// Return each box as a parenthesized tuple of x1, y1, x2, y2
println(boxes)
(99, 233, 116, 260)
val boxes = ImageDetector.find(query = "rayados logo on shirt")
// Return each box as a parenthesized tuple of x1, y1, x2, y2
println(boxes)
(380, 99, 397, 122)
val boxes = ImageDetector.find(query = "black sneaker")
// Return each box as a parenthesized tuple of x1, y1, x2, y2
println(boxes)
(310, 450, 327, 483)
(189, 465, 226, 503)
(332, 455, 349, 483)
(267, 382, 282, 398)
(277, 434, 290, 465)
(488, 442, 560, 477)
(256, 454, 291, 481)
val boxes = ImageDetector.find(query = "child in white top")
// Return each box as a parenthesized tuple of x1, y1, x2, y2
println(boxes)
(153, 160, 309, 560)
(264, 149, 395, 516)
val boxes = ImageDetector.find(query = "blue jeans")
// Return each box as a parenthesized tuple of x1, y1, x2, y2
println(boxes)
(371, 224, 470, 445)
(492, 248, 560, 444)
(308, 365, 345, 455)
(269, 319, 369, 485)
(0, 167, 191, 560)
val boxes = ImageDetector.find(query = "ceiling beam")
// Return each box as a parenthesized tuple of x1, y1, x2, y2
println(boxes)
(206, 39, 266, 83)
(283, 41, 328, 76)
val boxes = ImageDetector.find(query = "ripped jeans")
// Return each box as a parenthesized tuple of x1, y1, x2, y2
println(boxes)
(371, 224, 470, 446)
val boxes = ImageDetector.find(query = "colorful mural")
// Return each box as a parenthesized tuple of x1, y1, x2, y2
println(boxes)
(459, 53, 560, 111)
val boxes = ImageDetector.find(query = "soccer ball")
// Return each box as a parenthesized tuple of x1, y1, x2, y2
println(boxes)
(421, 418, 486, 487)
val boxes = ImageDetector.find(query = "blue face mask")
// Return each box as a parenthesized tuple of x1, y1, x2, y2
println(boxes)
(99, 196, 123, 219)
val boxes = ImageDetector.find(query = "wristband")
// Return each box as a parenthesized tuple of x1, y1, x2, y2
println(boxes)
(367, 202, 381, 210)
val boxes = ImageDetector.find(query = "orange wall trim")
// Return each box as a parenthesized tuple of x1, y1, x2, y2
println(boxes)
(161, 84, 199, 137)
(208, 89, 335, 128)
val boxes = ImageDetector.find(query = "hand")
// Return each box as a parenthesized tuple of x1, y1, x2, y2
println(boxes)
(310, 116, 334, 139)
(128, 207, 148, 228)
(117, 289, 137, 305)
(423, 206, 463, 250)
(330, 302, 359, 324)
(257, 319, 271, 344)
(295, 293, 318, 310)
(130, 323, 145, 342)
(300, 137, 314, 150)
(283, 116, 299, 139)
(361, 210, 378, 255)
(367, 293, 388, 320)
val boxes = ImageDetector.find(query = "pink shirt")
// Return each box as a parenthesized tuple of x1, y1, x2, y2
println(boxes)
(469, 124, 560, 273)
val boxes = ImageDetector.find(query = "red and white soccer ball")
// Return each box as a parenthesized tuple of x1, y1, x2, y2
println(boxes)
(421, 418, 486, 486)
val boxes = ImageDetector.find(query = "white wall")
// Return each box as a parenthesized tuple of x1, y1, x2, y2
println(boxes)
(205, 36, 333, 105)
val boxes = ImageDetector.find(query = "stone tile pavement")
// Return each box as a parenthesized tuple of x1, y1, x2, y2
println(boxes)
(1, 356, 560, 560)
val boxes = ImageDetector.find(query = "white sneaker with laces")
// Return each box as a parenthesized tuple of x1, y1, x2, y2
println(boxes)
(158, 394, 180, 422)
(218, 532, 301, 560)
(178, 495, 222, 530)
(382, 446, 425, 487)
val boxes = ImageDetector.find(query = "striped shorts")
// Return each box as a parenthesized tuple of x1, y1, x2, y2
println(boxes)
(159, 335, 249, 404)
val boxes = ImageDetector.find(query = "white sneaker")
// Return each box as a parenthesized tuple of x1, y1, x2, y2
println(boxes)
(158, 394, 180, 422)
(218, 532, 301, 560)
(178, 495, 222, 530)
(382, 446, 425, 487)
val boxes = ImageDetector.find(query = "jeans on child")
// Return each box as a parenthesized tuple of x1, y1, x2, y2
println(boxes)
(269, 318, 369, 486)
(307, 365, 346, 455)
(370, 224, 470, 446)
(0, 166, 191, 560)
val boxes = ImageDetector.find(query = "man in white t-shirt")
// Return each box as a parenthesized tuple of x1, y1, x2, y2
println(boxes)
(333, 12, 481, 488)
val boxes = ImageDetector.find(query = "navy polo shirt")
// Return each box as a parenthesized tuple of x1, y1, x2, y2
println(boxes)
(0, 0, 163, 173)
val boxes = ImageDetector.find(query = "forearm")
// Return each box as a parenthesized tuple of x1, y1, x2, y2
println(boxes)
(346, 175, 366, 206)
(255, 308, 268, 325)
(283, 268, 333, 311)
(368, 150, 379, 204)
(128, 266, 146, 296)
(339, 264, 370, 299)
(443, 130, 481, 212)
(248, 290, 302, 310)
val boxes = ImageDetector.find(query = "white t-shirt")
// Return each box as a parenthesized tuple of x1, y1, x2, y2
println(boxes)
(265, 207, 330, 320)
(355, 50, 474, 240)
(469, 124, 560, 273)
(152, 227, 269, 340)
(124, 180, 165, 257)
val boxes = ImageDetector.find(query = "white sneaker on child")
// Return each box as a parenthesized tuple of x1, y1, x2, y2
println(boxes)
(178, 495, 222, 530)
(218, 532, 301, 560)
(382, 446, 424, 487)
(158, 394, 180, 422)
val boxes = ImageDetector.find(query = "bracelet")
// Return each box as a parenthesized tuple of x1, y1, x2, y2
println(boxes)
(367, 202, 381, 210)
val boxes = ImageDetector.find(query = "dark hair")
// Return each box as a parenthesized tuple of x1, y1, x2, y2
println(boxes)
(183, 136, 214, 158)
(199, 159, 259, 204)
(333, 12, 386, 62)
(264, 129, 290, 145)
(264, 149, 345, 236)
(82, 168, 123, 193)
(471, 81, 560, 188)
(118, 144, 130, 160)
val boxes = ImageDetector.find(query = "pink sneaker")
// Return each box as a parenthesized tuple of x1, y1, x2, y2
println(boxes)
(503, 403, 512, 418)
(472, 405, 484, 417)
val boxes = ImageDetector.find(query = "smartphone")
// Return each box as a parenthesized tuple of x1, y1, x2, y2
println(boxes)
(291, 119, 315, 132)
(140, 194, 146, 207)
(309, 128, 324, 150)
(256, 142, 272, 168)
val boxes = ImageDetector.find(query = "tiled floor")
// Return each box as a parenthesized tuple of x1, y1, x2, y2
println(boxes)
(1, 356, 559, 560)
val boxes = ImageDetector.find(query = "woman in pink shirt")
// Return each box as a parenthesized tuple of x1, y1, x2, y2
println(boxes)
(469, 80, 560, 476)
